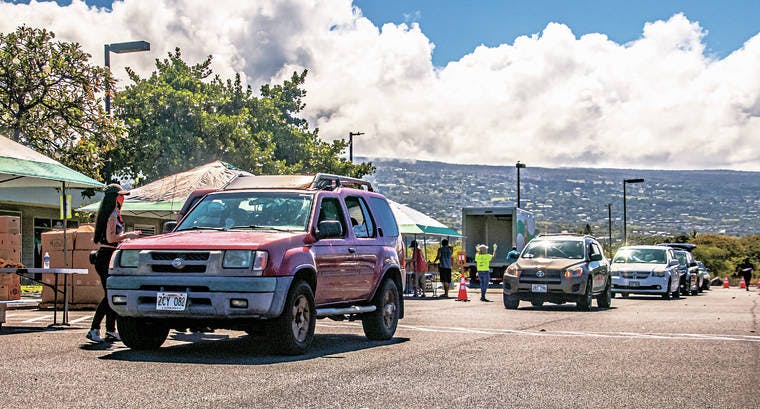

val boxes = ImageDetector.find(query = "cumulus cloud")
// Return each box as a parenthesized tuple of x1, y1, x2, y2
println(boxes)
(1, 0, 759, 170)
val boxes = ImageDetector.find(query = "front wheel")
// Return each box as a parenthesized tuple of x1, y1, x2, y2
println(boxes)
(662, 280, 673, 300)
(503, 293, 520, 310)
(362, 278, 400, 340)
(597, 278, 612, 308)
(271, 280, 315, 355)
(577, 278, 593, 311)
(117, 317, 169, 350)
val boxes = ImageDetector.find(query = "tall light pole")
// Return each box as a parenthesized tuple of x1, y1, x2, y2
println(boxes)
(104, 40, 150, 115)
(623, 178, 644, 245)
(607, 203, 613, 258)
(348, 131, 364, 163)
(515, 161, 526, 208)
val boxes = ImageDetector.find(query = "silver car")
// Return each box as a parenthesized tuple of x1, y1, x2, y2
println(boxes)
(611, 246, 681, 300)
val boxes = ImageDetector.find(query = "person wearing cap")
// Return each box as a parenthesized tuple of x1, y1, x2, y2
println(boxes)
(475, 243, 497, 301)
(86, 183, 141, 343)
(506, 246, 520, 266)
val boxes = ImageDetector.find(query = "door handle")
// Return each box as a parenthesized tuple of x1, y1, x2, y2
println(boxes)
(348, 248, 356, 253)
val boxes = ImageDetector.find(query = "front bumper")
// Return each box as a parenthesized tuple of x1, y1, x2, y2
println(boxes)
(502, 274, 588, 301)
(612, 275, 669, 294)
(107, 275, 293, 319)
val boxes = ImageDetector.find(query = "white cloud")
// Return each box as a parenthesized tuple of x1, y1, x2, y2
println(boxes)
(1, 1, 759, 170)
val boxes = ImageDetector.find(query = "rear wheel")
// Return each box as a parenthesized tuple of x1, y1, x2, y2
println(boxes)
(503, 294, 520, 310)
(597, 277, 612, 308)
(577, 278, 593, 311)
(271, 280, 315, 355)
(117, 317, 169, 350)
(362, 278, 399, 340)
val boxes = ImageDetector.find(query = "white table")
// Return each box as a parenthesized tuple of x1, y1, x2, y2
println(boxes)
(0, 268, 89, 327)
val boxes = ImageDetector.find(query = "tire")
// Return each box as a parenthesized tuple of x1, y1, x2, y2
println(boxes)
(597, 277, 612, 309)
(117, 317, 169, 350)
(503, 293, 520, 310)
(270, 280, 316, 355)
(362, 278, 400, 341)
(662, 280, 673, 300)
(530, 299, 544, 307)
(577, 278, 593, 311)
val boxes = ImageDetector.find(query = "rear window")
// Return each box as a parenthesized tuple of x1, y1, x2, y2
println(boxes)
(368, 197, 399, 237)
(613, 248, 667, 264)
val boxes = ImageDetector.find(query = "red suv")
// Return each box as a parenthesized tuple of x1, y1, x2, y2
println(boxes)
(107, 174, 405, 354)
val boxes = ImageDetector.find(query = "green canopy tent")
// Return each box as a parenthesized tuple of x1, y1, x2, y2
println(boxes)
(78, 161, 253, 219)
(0, 134, 104, 265)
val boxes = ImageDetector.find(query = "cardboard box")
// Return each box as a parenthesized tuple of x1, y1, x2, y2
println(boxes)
(41, 282, 72, 304)
(0, 279, 21, 301)
(72, 284, 104, 304)
(0, 233, 21, 250)
(75, 225, 99, 250)
(0, 216, 20, 234)
(0, 248, 21, 263)
(41, 229, 76, 252)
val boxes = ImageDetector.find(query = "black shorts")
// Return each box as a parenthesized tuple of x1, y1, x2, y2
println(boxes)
(438, 267, 452, 283)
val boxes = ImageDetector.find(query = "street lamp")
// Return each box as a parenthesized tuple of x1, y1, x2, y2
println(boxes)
(623, 178, 644, 245)
(515, 161, 526, 208)
(104, 40, 150, 115)
(348, 131, 364, 163)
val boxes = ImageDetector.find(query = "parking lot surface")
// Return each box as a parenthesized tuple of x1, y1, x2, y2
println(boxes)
(1, 287, 758, 408)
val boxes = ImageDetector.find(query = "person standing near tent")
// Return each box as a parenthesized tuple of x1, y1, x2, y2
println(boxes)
(87, 184, 141, 343)
(475, 243, 497, 302)
(506, 246, 520, 266)
(434, 239, 453, 298)
(411, 240, 427, 298)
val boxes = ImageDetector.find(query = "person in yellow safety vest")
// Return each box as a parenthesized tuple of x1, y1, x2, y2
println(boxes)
(475, 243, 497, 302)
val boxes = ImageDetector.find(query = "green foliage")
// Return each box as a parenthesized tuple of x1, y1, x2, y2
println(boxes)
(0, 26, 122, 180)
(111, 49, 373, 184)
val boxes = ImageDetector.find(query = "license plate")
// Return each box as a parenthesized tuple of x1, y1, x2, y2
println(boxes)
(531, 284, 547, 293)
(156, 292, 187, 311)
(629, 281, 640, 287)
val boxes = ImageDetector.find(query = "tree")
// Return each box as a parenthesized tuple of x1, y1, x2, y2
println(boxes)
(111, 49, 373, 184)
(0, 26, 121, 180)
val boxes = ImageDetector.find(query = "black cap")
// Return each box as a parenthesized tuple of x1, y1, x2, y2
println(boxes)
(104, 183, 129, 196)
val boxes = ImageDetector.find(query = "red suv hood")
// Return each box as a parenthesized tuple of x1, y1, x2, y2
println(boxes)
(118, 230, 305, 250)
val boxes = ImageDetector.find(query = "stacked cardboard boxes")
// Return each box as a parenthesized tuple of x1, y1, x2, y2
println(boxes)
(40, 225, 104, 308)
(0, 216, 22, 301)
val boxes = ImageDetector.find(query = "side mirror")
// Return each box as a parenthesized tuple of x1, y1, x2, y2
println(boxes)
(688, 261, 698, 267)
(315, 220, 343, 240)
(163, 221, 177, 234)
(590, 253, 603, 262)
(668, 259, 679, 267)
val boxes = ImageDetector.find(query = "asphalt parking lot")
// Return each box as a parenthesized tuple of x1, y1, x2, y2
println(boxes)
(0, 287, 758, 408)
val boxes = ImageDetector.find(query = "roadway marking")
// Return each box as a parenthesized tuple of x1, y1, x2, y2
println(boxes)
(21, 315, 53, 323)
(69, 315, 93, 324)
(318, 322, 760, 343)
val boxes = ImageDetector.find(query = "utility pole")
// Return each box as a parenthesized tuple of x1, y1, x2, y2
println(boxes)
(348, 131, 364, 163)
(608, 203, 612, 258)
(515, 161, 526, 208)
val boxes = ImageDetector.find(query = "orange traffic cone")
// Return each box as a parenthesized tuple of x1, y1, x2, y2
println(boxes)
(740, 277, 747, 289)
(756, 279, 760, 289)
(456, 274, 469, 302)
(723, 276, 729, 289)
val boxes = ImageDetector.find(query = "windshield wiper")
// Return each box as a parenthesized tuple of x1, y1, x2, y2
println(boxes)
(176, 226, 226, 232)
(228, 225, 291, 232)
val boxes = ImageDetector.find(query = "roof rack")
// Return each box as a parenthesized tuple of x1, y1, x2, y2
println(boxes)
(222, 173, 374, 192)
(537, 233, 595, 239)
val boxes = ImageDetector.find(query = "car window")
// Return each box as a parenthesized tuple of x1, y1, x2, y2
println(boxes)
(591, 243, 603, 259)
(522, 240, 585, 259)
(613, 248, 667, 264)
(674, 251, 688, 265)
(345, 196, 375, 238)
(368, 197, 399, 237)
(317, 197, 347, 237)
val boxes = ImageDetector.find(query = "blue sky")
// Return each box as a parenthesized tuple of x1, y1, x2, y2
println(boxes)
(2, 0, 760, 169)
(8, 0, 760, 65)
(354, 0, 760, 66)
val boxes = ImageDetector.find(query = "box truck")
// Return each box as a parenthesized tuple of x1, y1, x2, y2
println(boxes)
(462, 207, 537, 284)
